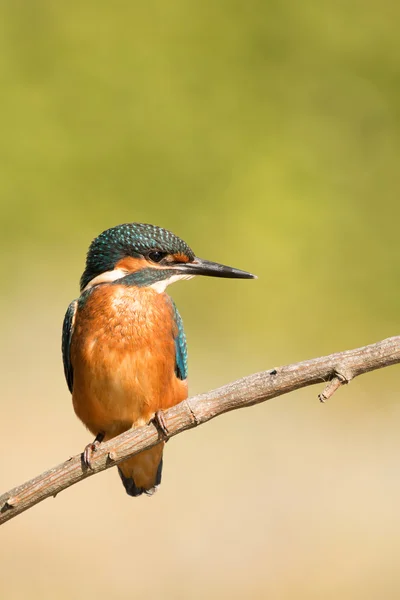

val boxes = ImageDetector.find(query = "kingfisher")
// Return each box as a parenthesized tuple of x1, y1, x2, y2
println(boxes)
(62, 223, 256, 497)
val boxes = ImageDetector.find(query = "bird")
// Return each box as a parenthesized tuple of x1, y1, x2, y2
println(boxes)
(62, 222, 256, 497)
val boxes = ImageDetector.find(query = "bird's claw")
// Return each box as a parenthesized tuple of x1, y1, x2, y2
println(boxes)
(82, 433, 105, 469)
(83, 442, 99, 469)
(153, 410, 169, 439)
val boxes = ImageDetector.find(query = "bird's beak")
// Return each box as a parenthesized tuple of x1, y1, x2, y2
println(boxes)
(175, 257, 257, 279)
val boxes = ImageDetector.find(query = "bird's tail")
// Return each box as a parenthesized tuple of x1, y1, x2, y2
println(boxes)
(117, 442, 164, 497)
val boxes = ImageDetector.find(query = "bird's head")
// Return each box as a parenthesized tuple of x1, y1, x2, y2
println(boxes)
(80, 223, 256, 293)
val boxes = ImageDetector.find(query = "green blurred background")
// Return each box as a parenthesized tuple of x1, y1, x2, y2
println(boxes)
(1, 1, 400, 598)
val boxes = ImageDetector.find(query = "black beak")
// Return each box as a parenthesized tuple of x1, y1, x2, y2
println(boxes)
(175, 257, 257, 279)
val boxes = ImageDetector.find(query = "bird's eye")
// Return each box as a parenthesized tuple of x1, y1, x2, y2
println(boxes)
(148, 251, 166, 263)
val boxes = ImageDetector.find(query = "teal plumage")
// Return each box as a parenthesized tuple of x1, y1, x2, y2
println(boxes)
(62, 222, 255, 497)
(80, 223, 194, 291)
(62, 300, 77, 394)
(171, 301, 187, 381)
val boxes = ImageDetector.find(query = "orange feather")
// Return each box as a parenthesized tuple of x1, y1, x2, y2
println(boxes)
(70, 284, 188, 492)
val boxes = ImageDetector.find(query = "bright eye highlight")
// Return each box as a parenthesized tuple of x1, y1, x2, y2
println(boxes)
(148, 251, 166, 263)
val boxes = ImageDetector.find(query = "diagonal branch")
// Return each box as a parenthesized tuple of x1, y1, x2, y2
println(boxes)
(1, 336, 399, 526)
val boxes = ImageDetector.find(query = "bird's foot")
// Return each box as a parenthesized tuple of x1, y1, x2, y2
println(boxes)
(153, 410, 169, 439)
(82, 432, 105, 469)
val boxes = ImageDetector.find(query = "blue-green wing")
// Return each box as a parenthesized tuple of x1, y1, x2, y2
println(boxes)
(172, 301, 188, 381)
(62, 300, 78, 393)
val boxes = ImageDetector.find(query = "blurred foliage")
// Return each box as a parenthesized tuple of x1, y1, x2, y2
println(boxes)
(0, 0, 399, 361)
(0, 1, 400, 599)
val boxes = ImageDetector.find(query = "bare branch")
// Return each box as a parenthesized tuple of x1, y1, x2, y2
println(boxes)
(1, 336, 399, 525)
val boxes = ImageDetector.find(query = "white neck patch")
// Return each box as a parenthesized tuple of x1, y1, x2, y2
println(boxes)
(83, 269, 194, 293)
(82, 268, 129, 292)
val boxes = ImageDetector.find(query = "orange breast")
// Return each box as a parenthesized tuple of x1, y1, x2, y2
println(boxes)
(70, 284, 188, 439)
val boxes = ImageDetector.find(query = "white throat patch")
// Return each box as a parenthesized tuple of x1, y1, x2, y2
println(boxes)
(150, 274, 194, 293)
(83, 269, 194, 293)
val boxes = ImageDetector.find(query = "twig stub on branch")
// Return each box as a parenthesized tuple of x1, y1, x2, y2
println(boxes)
(1, 336, 399, 526)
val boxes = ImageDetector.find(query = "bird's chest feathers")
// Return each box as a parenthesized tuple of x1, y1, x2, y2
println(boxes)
(71, 285, 185, 432)
(84, 285, 172, 345)
(73, 285, 176, 380)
